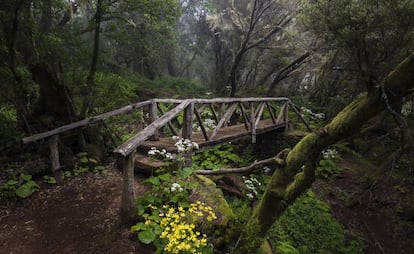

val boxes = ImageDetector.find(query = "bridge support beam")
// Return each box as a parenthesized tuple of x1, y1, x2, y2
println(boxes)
(48, 135, 63, 185)
(182, 102, 194, 167)
(250, 102, 256, 143)
(120, 152, 136, 225)
(149, 100, 159, 141)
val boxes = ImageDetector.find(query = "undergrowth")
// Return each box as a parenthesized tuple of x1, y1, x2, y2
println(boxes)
(268, 191, 365, 254)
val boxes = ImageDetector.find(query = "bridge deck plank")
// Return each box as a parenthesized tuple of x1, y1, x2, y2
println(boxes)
(138, 119, 285, 154)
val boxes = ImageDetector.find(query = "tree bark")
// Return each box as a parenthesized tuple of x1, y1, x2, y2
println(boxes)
(30, 62, 75, 124)
(234, 51, 414, 252)
(81, 0, 103, 117)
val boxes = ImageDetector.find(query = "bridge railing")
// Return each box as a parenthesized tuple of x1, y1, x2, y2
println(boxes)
(21, 97, 310, 223)
(113, 97, 295, 156)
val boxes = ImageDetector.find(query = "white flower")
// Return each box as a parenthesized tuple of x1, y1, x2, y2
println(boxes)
(314, 113, 325, 119)
(192, 142, 199, 150)
(171, 182, 183, 192)
(172, 136, 180, 141)
(246, 193, 254, 199)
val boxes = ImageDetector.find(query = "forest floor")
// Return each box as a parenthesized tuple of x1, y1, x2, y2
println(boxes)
(0, 162, 155, 254)
(313, 158, 414, 254)
(1, 158, 413, 253)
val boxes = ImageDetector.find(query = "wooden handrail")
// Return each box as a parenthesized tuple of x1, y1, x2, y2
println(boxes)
(22, 97, 289, 144)
(22, 100, 153, 143)
(114, 100, 191, 156)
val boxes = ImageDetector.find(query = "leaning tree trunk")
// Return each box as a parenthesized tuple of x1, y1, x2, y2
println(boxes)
(30, 62, 76, 125)
(234, 51, 414, 252)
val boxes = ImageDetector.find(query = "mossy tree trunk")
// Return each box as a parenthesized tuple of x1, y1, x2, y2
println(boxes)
(234, 52, 414, 253)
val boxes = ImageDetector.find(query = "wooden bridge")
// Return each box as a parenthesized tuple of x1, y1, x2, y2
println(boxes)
(22, 97, 310, 222)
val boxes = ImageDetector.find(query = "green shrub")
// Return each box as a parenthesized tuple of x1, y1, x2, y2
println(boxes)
(269, 191, 365, 254)
(0, 174, 39, 199)
(193, 144, 242, 170)
(92, 72, 139, 114)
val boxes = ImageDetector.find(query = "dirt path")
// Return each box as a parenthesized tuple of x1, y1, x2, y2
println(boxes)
(0, 168, 154, 254)
(313, 159, 414, 254)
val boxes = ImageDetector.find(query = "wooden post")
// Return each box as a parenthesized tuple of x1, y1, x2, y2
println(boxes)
(48, 135, 63, 185)
(276, 102, 287, 124)
(149, 100, 159, 141)
(266, 102, 276, 124)
(239, 103, 250, 131)
(194, 107, 209, 141)
(219, 103, 226, 127)
(182, 102, 194, 167)
(250, 102, 256, 143)
(120, 152, 136, 226)
(284, 102, 290, 131)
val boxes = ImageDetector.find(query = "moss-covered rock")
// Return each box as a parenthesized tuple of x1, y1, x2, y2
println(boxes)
(192, 174, 235, 226)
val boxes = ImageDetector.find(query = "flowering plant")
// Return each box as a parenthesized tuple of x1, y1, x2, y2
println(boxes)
(131, 202, 216, 254)
(316, 148, 342, 178)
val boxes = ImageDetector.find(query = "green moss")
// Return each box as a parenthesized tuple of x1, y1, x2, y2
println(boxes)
(193, 175, 235, 225)
(268, 191, 365, 254)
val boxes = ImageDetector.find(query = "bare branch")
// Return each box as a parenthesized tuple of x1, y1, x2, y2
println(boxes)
(195, 149, 290, 175)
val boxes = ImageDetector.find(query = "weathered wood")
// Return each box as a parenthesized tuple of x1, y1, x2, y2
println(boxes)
(154, 98, 184, 104)
(209, 103, 219, 123)
(289, 101, 312, 131)
(149, 100, 160, 141)
(23, 98, 289, 144)
(195, 157, 278, 175)
(182, 102, 194, 140)
(194, 107, 209, 141)
(182, 102, 195, 167)
(114, 100, 191, 156)
(188, 97, 289, 103)
(209, 103, 238, 141)
(120, 152, 136, 225)
(239, 102, 250, 131)
(197, 104, 206, 114)
(276, 102, 287, 124)
(140, 120, 286, 153)
(48, 135, 63, 185)
(23, 100, 152, 143)
(157, 104, 179, 136)
(219, 103, 226, 127)
(266, 102, 276, 124)
(251, 102, 256, 143)
(284, 102, 289, 130)
(255, 102, 266, 127)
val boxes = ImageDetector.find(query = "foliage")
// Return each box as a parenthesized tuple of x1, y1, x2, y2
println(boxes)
(0, 174, 39, 199)
(87, 72, 139, 114)
(299, 0, 414, 89)
(137, 167, 196, 212)
(0, 104, 22, 151)
(43, 175, 57, 184)
(132, 164, 214, 252)
(316, 148, 342, 179)
(242, 175, 268, 200)
(73, 152, 107, 176)
(131, 202, 215, 253)
(269, 191, 365, 254)
(298, 105, 326, 129)
(193, 144, 242, 170)
(157, 76, 205, 97)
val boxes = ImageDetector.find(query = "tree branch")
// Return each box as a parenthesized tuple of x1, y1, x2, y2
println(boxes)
(195, 149, 289, 175)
